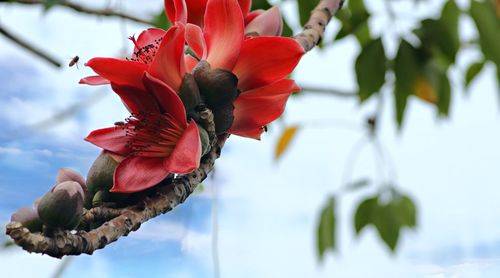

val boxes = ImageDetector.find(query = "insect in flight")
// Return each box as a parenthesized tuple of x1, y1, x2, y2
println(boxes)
(69, 56, 80, 69)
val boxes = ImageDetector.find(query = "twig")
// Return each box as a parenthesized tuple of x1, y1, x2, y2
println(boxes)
(293, 0, 345, 52)
(299, 84, 356, 98)
(0, 23, 61, 67)
(1, 0, 154, 26)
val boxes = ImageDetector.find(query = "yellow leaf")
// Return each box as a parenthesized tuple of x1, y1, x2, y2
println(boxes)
(274, 126, 299, 161)
(414, 77, 437, 103)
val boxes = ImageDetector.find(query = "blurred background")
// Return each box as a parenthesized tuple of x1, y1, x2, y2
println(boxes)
(1, 0, 500, 277)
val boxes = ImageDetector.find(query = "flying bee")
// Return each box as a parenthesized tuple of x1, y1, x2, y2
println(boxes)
(114, 121, 126, 126)
(69, 56, 80, 68)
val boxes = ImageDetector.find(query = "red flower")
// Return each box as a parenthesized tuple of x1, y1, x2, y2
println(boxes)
(171, 0, 304, 139)
(82, 0, 304, 139)
(82, 26, 201, 193)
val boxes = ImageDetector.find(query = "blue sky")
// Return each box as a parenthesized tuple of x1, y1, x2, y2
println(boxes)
(1, 0, 500, 277)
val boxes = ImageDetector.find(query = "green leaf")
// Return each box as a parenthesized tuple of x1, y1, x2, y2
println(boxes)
(465, 61, 486, 88)
(395, 196, 417, 228)
(437, 70, 451, 116)
(354, 196, 378, 234)
(439, 0, 461, 62)
(345, 178, 371, 191)
(298, 0, 321, 26)
(394, 40, 419, 128)
(419, 19, 459, 65)
(355, 38, 387, 101)
(44, 0, 64, 11)
(152, 9, 171, 29)
(281, 18, 294, 37)
(317, 196, 336, 261)
(470, 1, 500, 65)
(373, 202, 401, 251)
(334, 0, 371, 46)
(251, 0, 272, 10)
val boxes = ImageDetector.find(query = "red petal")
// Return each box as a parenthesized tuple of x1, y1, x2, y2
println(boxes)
(149, 24, 186, 91)
(245, 10, 263, 25)
(111, 156, 169, 193)
(85, 126, 132, 155)
(233, 37, 304, 91)
(111, 83, 160, 114)
(133, 28, 166, 51)
(79, 75, 110, 85)
(186, 0, 208, 26)
(244, 6, 283, 36)
(186, 23, 207, 59)
(204, 0, 244, 70)
(185, 54, 198, 72)
(143, 72, 188, 125)
(238, 0, 251, 18)
(229, 79, 300, 139)
(163, 120, 201, 173)
(164, 0, 187, 24)
(85, 58, 148, 89)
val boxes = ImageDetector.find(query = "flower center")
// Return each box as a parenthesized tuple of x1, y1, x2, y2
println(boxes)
(126, 36, 163, 64)
(124, 112, 183, 158)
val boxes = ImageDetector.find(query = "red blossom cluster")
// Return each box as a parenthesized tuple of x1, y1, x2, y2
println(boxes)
(80, 0, 304, 193)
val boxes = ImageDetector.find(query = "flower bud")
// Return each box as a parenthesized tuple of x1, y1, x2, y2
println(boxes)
(37, 181, 84, 229)
(56, 168, 87, 193)
(11, 207, 43, 232)
(244, 6, 283, 37)
(193, 61, 239, 110)
(85, 152, 118, 208)
(213, 104, 235, 135)
(197, 124, 211, 156)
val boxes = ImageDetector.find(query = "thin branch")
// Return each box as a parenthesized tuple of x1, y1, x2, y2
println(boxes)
(1, 0, 154, 26)
(0, 23, 61, 67)
(294, 0, 345, 52)
(299, 84, 357, 98)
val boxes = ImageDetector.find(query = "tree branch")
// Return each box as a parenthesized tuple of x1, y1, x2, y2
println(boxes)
(1, 0, 154, 26)
(5, 0, 345, 258)
(294, 0, 345, 52)
(0, 23, 61, 67)
(299, 84, 356, 98)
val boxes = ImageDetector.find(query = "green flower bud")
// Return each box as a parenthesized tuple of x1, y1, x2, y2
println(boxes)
(37, 181, 84, 230)
(85, 152, 117, 208)
(197, 124, 211, 156)
(56, 168, 87, 193)
(11, 207, 43, 232)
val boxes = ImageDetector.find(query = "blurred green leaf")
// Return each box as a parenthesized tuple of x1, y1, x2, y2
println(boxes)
(419, 18, 459, 65)
(152, 9, 171, 29)
(437, 70, 451, 116)
(372, 202, 401, 251)
(355, 38, 387, 101)
(345, 178, 371, 191)
(394, 40, 419, 128)
(2, 240, 15, 249)
(465, 61, 486, 88)
(334, 0, 371, 46)
(470, 1, 500, 65)
(354, 196, 378, 234)
(439, 0, 461, 63)
(251, 0, 272, 10)
(395, 195, 417, 228)
(298, 0, 321, 26)
(44, 0, 64, 11)
(282, 18, 294, 37)
(317, 196, 336, 261)
(354, 192, 417, 252)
